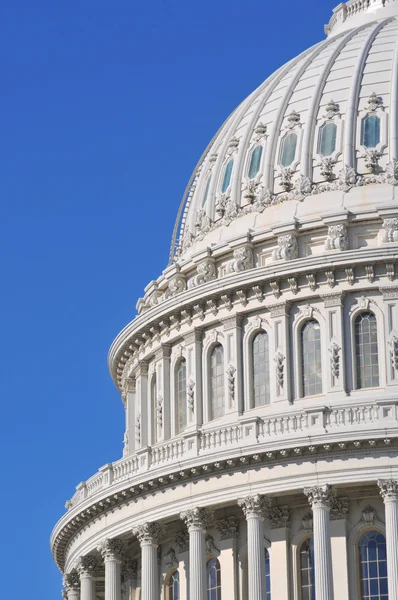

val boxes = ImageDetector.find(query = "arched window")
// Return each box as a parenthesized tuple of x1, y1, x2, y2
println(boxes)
(362, 115, 380, 148)
(167, 570, 180, 600)
(300, 537, 315, 600)
(151, 375, 157, 444)
(210, 345, 224, 420)
(319, 122, 337, 156)
(265, 549, 271, 600)
(221, 159, 234, 192)
(280, 132, 297, 167)
(355, 312, 379, 389)
(248, 145, 263, 179)
(252, 332, 270, 407)
(358, 531, 388, 600)
(207, 558, 221, 599)
(176, 359, 187, 434)
(202, 176, 211, 207)
(301, 320, 322, 397)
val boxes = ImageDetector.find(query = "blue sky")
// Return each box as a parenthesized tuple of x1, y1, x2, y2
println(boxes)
(0, 0, 338, 597)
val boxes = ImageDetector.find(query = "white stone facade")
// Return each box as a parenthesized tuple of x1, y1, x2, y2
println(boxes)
(52, 2, 398, 600)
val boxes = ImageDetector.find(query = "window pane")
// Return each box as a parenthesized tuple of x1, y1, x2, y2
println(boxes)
(355, 312, 379, 389)
(320, 122, 337, 156)
(168, 571, 180, 600)
(363, 115, 380, 148)
(280, 133, 297, 167)
(265, 549, 271, 600)
(176, 360, 187, 434)
(301, 321, 322, 397)
(221, 160, 234, 193)
(207, 558, 221, 600)
(210, 346, 225, 420)
(300, 537, 315, 600)
(359, 530, 388, 600)
(248, 145, 263, 179)
(252, 332, 270, 407)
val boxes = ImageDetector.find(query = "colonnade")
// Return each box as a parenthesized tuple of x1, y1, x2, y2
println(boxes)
(62, 480, 398, 600)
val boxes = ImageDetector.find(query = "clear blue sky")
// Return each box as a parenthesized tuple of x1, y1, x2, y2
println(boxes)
(0, 0, 338, 597)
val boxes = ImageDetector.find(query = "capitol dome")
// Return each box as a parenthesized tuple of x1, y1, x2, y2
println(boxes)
(53, 3, 398, 600)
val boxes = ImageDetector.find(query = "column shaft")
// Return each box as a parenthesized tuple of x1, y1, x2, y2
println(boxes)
(247, 516, 266, 600)
(80, 575, 96, 600)
(189, 527, 207, 600)
(141, 543, 158, 600)
(105, 558, 122, 600)
(68, 591, 80, 600)
(313, 505, 334, 600)
(384, 499, 398, 600)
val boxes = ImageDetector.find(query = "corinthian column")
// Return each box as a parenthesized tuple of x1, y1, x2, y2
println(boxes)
(77, 556, 99, 600)
(180, 507, 214, 600)
(133, 522, 165, 600)
(238, 495, 269, 600)
(378, 480, 398, 600)
(63, 573, 80, 600)
(98, 539, 125, 600)
(304, 485, 334, 600)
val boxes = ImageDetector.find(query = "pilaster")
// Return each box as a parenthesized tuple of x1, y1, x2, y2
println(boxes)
(223, 316, 243, 415)
(216, 517, 239, 600)
(134, 362, 148, 448)
(155, 346, 171, 442)
(329, 497, 349, 600)
(378, 479, 398, 600)
(266, 506, 290, 600)
(321, 292, 346, 393)
(183, 329, 204, 430)
(269, 302, 291, 403)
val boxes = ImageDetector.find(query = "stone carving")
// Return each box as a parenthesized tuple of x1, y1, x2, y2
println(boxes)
(132, 522, 166, 545)
(386, 263, 395, 281)
(270, 281, 281, 298)
(254, 122, 267, 140)
(63, 572, 80, 591)
(301, 513, 313, 532)
(238, 494, 270, 518)
(366, 92, 383, 112)
(304, 484, 334, 508)
(346, 268, 354, 285)
(266, 505, 290, 529)
(123, 431, 129, 457)
(288, 277, 298, 294)
(188, 260, 217, 288)
(279, 167, 294, 191)
(287, 110, 301, 128)
(323, 100, 340, 119)
(221, 294, 233, 311)
(163, 548, 179, 569)
(325, 270, 335, 288)
(381, 218, 398, 243)
(98, 538, 125, 561)
(306, 273, 317, 291)
(385, 160, 398, 185)
(207, 299, 218, 316)
(205, 534, 220, 556)
(320, 157, 336, 181)
(300, 304, 313, 319)
(174, 530, 189, 553)
(389, 335, 398, 370)
(195, 209, 212, 236)
(180, 507, 214, 531)
(135, 412, 141, 445)
(156, 395, 163, 428)
(165, 275, 186, 299)
(272, 234, 298, 261)
(216, 193, 237, 221)
(293, 174, 313, 200)
(187, 379, 195, 411)
(378, 479, 398, 501)
(361, 505, 377, 524)
(330, 496, 349, 520)
(226, 246, 254, 273)
(227, 365, 236, 403)
(364, 149, 382, 174)
(329, 342, 341, 379)
(338, 165, 357, 191)
(325, 224, 348, 251)
(275, 352, 285, 389)
(227, 136, 240, 153)
(122, 560, 138, 583)
(216, 516, 239, 540)
(365, 265, 375, 283)
(244, 176, 263, 203)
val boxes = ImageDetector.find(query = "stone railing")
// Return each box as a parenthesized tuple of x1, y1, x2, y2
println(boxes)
(66, 400, 397, 510)
(326, 0, 396, 35)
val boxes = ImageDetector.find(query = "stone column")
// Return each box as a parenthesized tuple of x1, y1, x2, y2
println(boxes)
(304, 485, 334, 600)
(329, 496, 349, 600)
(133, 522, 165, 600)
(266, 506, 290, 600)
(175, 531, 190, 600)
(99, 539, 125, 600)
(238, 495, 269, 600)
(216, 517, 240, 599)
(180, 507, 214, 600)
(77, 556, 99, 600)
(63, 573, 80, 600)
(378, 480, 398, 600)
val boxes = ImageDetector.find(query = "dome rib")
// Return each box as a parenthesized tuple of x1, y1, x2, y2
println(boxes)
(263, 34, 339, 191)
(344, 18, 392, 168)
(389, 26, 398, 160)
(300, 24, 370, 178)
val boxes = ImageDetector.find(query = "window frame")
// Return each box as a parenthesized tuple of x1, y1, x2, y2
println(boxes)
(347, 519, 387, 600)
(356, 102, 387, 172)
(206, 557, 222, 599)
(243, 318, 274, 411)
(175, 358, 187, 435)
(300, 319, 323, 398)
(247, 144, 264, 180)
(291, 528, 315, 600)
(208, 343, 226, 421)
(165, 569, 180, 600)
(293, 308, 326, 400)
(353, 311, 380, 391)
(313, 112, 343, 174)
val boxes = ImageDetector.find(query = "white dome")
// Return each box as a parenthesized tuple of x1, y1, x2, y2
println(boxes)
(171, 0, 398, 261)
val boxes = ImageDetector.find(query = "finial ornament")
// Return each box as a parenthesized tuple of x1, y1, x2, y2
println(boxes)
(378, 479, 398, 502)
(304, 484, 334, 508)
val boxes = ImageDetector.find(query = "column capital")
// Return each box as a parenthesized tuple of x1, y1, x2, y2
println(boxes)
(76, 555, 100, 577)
(132, 522, 166, 546)
(97, 538, 125, 562)
(215, 516, 240, 540)
(304, 484, 334, 509)
(378, 479, 398, 502)
(63, 572, 80, 592)
(238, 494, 271, 518)
(180, 507, 214, 531)
(265, 505, 291, 529)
